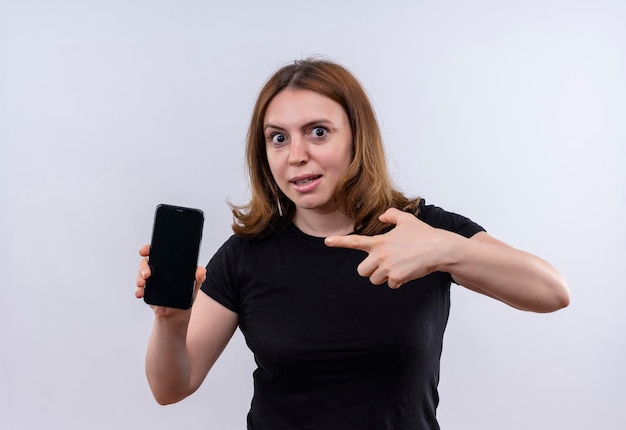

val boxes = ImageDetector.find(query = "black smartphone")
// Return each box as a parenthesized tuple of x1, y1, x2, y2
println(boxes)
(144, 204, 204, 310)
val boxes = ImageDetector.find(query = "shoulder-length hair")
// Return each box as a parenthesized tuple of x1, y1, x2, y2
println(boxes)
(231, 58, 419, 238)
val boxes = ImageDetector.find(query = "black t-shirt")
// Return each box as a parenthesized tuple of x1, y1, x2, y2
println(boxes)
(201, 200, 485, 430)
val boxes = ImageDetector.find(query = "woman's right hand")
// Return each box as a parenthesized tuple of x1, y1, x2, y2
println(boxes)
(137, 243, 238, 404)
(135, 244, 207, 318)
(135, 244, 152, 299)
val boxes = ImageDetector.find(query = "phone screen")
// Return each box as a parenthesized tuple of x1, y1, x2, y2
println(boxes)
(144, 204, 204, 309)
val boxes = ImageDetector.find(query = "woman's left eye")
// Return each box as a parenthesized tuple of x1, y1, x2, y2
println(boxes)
(311, 127, 327, 138)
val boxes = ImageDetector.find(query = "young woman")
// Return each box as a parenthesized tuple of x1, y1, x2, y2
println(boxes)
(135, 58, 570, 429)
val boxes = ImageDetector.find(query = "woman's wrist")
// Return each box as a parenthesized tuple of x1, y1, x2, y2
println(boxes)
(432, 229, 468, 275)
(152, 306, 192, 326)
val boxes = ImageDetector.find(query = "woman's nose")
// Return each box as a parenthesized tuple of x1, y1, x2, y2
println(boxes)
(288, 137, 309, 166)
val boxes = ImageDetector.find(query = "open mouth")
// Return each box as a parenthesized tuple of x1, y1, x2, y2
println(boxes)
(291, 175, 322, 185)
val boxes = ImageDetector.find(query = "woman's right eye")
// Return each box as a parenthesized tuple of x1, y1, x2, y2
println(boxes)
(271, 133, 286, 144)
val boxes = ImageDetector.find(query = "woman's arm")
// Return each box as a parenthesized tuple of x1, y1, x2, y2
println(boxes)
(144, 293, 238, 404)
(324, 208, 570, 313)
(137, 246, 239, 405)
(442, 231, 569, 312)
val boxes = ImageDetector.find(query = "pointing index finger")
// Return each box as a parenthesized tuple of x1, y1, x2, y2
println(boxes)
(325, 234, 372, 251)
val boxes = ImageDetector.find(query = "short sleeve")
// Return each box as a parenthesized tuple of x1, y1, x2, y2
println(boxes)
(417, 199, 485, 238)
(200, 235, 242, 314)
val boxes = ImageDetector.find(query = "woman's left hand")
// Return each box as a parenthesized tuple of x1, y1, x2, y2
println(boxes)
(326, 208, 570, 312)
(325, 208, 456, 288)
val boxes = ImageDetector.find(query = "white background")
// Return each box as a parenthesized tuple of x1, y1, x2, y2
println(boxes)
(1, 1, 624, 429)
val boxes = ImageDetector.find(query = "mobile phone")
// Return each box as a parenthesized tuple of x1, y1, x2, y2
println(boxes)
(144, 204, 204, 310)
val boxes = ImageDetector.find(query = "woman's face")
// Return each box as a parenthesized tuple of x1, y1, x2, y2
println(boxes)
(264, 88, 353, 217)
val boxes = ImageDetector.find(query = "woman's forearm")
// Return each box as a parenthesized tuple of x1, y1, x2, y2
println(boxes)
(145, 312, 194, 405)
(325, 210, 570, 312)
(442, 232, 570, 313)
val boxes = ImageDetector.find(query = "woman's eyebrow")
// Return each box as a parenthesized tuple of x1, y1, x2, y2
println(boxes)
(301, 119, 334, 129)
(263, 123, 285, 132)
(264, 119, 334, 132)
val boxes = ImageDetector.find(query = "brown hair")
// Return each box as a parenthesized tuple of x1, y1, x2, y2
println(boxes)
(231, 58, 419, 238)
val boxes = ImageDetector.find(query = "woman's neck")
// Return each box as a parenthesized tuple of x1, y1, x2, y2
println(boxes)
(292, 210, 354, 238)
